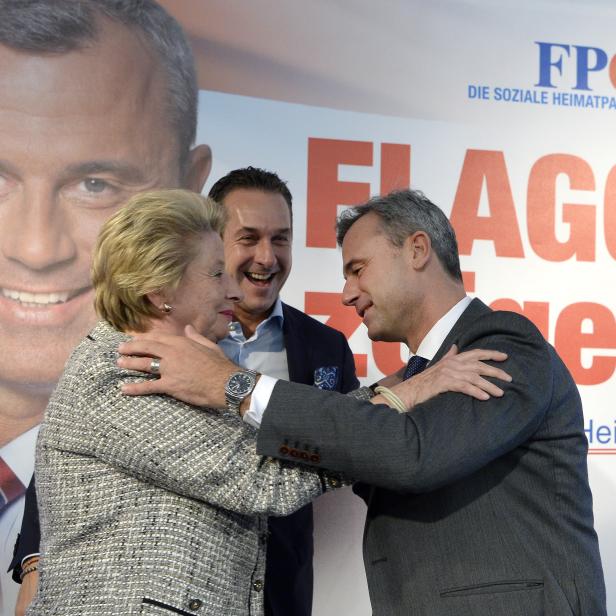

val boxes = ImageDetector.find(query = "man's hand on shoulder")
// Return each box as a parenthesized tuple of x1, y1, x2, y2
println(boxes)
(117, 325, 237, 408)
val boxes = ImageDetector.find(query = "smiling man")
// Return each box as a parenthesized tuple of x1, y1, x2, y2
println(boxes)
(211, 171, 293, 340)
(0, 1, 211, 612)
(208, 167, 359, 616)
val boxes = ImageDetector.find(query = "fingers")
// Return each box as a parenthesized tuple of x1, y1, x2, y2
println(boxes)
(118, 337, 169, 358)
(184, 324, 219, 349)
(443, 344, 458, 358)
(440, 348, 512, 383)
(456, 348, 508, 362)
(454, 383, 490, 400)
(121, 379, 165, 396)
(471, 375, 505, 397)
(117, 355, 162, 375)
(452, 376, 505, 400)
(475, 362, 512, 382)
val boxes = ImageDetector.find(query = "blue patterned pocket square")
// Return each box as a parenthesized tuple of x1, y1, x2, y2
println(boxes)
(314, 366, 339, 390)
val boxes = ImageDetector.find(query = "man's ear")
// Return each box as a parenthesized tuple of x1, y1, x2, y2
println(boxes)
(183, 144, 212, 192)
(406, 231, 431, 270)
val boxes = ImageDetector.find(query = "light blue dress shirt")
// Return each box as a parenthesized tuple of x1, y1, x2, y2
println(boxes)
(219, 297, 290, 382)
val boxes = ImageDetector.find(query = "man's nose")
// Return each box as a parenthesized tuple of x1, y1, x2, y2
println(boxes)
(253, 239, 276, 268)
(0, 184, 77, 271)
(341, 278, 359, 306)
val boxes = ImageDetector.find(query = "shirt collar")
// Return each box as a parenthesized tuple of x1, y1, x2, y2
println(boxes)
(269, 296, 284, 322)
(227, 296, 284, 341)
(415, 295, 472, 361)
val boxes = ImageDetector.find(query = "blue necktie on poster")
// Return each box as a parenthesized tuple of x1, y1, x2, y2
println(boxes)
(0, 456, 25, 513)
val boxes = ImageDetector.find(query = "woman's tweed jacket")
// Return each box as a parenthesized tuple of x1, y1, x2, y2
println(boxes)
(28, 321, 342, 616)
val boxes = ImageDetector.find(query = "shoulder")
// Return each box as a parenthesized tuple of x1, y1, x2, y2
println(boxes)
(282, 302, 347, 343)
(473, 306, 545, 338)
(456, 302, 549, 358)
(50, 322, 137, 409)
(65, 323, 125, 377)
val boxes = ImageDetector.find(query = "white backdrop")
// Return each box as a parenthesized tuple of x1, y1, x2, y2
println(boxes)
(181, 1, 616, 612)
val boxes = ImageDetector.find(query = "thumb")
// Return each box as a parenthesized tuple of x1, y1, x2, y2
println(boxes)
(184, 324, 219, 350)
(443, 344, 459, 358)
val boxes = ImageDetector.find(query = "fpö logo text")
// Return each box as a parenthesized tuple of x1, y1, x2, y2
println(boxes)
(536, 41, 616, 90)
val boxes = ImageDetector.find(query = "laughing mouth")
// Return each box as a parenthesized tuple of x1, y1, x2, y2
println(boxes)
(1, 286, 91, 307)
(245, 272, 276, 283)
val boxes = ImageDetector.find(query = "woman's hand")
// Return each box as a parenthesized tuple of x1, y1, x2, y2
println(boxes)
(14, 569, 38, 616)
(384, 345, 512, 411)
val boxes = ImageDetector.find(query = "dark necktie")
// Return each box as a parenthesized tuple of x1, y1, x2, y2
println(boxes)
(0, 456, 25, 513)
(403, 355, 429, 380)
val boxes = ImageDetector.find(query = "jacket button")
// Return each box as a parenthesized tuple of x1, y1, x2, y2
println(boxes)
(252, 579, 264, 592)
(188, 598, 203, 610)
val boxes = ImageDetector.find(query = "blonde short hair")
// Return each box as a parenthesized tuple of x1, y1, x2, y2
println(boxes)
(91, 189, 225, 332)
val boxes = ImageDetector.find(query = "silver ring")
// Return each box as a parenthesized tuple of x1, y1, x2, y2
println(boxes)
(150, 358, 161, 375)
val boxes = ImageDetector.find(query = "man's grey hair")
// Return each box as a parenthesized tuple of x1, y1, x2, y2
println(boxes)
(336, 189, 463, 282)
(0, 0, 197, 169)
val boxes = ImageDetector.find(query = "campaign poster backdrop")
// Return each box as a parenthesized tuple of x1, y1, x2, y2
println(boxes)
(167, 1, 616, 613)
(0, 1, 614, 614)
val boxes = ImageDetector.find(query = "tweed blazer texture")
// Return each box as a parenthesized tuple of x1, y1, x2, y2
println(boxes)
(27, 321, 340, 616)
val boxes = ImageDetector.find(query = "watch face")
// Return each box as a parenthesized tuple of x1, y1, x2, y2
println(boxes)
(228, 372, 255, 396)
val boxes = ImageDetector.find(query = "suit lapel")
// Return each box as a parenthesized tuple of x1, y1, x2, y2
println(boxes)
(429, 298, 492, 366)
(282, 302, 314, 385)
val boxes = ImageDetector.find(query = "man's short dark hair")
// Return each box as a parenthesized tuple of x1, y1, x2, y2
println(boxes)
(0, 0, 197, 169)
(208, 167, 293, 221)
(336, 188, 463, 282)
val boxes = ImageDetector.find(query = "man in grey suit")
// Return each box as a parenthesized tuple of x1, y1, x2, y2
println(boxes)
(121, 188, 606, 615)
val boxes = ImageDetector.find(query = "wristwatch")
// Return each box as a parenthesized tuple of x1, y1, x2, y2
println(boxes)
(225, 369, 258, 415)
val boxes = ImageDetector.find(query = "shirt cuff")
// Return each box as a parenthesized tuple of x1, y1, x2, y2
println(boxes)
(243, 375, 278, 428)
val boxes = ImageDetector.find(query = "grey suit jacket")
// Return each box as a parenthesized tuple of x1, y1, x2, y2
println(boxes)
(256, 299, 606, 616)
(28, 321, 341, 616)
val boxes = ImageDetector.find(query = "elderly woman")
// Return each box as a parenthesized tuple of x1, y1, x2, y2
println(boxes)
(27, 190, 343, 616)
(28, 189, 510, 616)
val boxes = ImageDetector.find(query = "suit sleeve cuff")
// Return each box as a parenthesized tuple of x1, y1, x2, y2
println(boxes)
(242, 375, 278, 429)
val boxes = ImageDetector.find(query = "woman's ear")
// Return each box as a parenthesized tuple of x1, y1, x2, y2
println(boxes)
(145, 292, 172, 314)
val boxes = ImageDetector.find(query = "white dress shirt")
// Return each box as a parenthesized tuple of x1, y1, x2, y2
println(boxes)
(414, 296, 472, 361)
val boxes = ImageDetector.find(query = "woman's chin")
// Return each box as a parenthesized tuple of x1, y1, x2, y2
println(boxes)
(210, 328, 228, 343)
(194, 325, 225, 343)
